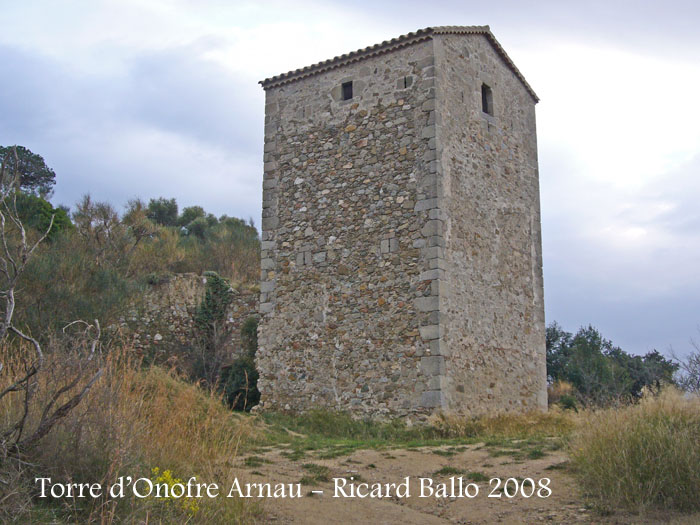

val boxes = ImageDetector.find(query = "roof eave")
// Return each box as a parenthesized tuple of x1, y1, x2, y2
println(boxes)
(259, 26, 538, 103)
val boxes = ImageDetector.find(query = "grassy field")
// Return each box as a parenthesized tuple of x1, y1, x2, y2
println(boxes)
(244, 407, 576, 463)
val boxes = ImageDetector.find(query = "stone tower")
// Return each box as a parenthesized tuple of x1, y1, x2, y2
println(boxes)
(257, 26, 546, 417)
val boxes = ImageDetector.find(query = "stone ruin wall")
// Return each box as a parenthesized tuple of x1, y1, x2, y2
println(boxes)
(258, 39, 444, 417)
(434, 34, 547, 412)
(116, 273, 259, 359)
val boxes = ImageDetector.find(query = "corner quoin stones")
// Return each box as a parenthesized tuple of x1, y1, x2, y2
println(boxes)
(257, 26, 547, 418)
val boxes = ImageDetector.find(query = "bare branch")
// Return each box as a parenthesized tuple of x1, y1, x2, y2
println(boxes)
(0, 326, 43, 402)
(17, 368, 104, 450)
(24, 213, 55, 261)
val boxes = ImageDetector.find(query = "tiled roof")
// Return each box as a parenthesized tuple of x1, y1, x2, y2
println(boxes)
(259, 26, 538, 102)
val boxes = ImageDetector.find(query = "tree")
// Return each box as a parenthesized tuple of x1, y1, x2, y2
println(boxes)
(186, 216, 208, 239)
(147, 197, 178, 226)
(178, 205, 205, 227)
(72, 195, 127, 268)
(15, 192, 72, 239)
(0, 145, 56, 196)
(122, 199, 159, 271)
(546, 322, 677, 405)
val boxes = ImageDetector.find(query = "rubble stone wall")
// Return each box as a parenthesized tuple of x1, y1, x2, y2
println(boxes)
(434, 34, 547, 413)
(258, 31, 546, 417)
(118, 273, 259, 358)
(258, 39, 441, 417)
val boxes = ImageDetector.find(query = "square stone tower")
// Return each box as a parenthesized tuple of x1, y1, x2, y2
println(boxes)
(257, 26, 546, 417)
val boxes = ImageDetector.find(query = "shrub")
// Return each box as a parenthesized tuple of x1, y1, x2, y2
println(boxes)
(558, 394, 578, 411)
(548, 380, 578, 410)
(18, 232, 137, 335)
(240, 316, 258, 357)
(144, 271, 174, 286)
(220, 317, 260, 411)
(221, 355, 260, 411)
(0, 343, 261, 523)
(191, 272, 235, 385)
(570, 388, 700, 512)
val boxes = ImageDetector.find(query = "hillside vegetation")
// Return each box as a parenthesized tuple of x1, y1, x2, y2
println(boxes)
(16, 194, 259, 338)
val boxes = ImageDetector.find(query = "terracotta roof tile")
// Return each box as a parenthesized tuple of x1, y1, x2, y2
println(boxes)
(259, 26, 538, 102)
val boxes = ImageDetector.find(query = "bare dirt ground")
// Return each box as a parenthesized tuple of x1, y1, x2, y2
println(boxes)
(238, 444, 700, 525)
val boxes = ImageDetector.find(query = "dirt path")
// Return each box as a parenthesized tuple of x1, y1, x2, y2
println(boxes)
(237, 443, 700, 524)
(237, 443, 598, 524)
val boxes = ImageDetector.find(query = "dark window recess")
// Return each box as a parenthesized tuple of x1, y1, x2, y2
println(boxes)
(342, 81, 353, 100)
(481, 83, 493, 115)
(403, 76, 413, 89)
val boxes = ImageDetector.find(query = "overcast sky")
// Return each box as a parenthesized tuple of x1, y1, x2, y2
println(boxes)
(1, 0, 699, 357)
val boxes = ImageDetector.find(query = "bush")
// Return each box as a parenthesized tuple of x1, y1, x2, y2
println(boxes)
(221, 355, 260, 411)
(570, 388, 700, 512)
(220, 317, 260, 411)
(0, 343, 261, 523)
(18, 231, 137, 335)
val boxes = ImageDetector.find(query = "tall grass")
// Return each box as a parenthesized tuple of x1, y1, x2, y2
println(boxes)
(429, 408, 577, 439)
(0, 342, 261, 523)
(570, 388, 700, 513)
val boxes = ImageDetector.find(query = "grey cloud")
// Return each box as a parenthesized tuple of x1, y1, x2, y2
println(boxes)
(123, 43, 262, 151)
(0, 41, 263, 220)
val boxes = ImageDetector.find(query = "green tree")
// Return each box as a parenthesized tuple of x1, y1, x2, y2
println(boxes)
(147, 197, 178, 226)
(0, 145, 56, 196)
(546, 322, 677, 405)
(15, 192, 72, 239)
(185, 216, 208, 239)
(190, 272, 235, 386)
(178, 205, 206, 227)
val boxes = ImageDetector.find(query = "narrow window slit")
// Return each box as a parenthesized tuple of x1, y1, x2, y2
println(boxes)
(342, 81, 353, 101)
(481, 83, 493, 116)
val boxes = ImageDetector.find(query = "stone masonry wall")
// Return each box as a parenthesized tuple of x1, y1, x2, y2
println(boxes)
(117, 273, 259, 359)
(258, 39, 445, 417)
(434, 34, 547, 413)
(258, 29, 547, 417)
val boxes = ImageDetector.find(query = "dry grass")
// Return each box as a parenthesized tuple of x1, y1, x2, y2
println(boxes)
(570, 388, 700, 513)
(6, 340, 699, 523)
(1, 342, 262, 523)
(429, 407, 578, 440)
(547, 380, 576, 405)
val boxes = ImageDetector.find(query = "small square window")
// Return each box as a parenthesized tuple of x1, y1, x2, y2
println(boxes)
(342, 81, 353, 101)
(481, 83, 493, 116)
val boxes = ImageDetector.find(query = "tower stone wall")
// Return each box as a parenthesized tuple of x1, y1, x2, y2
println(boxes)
(257, 27, 546, 417)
